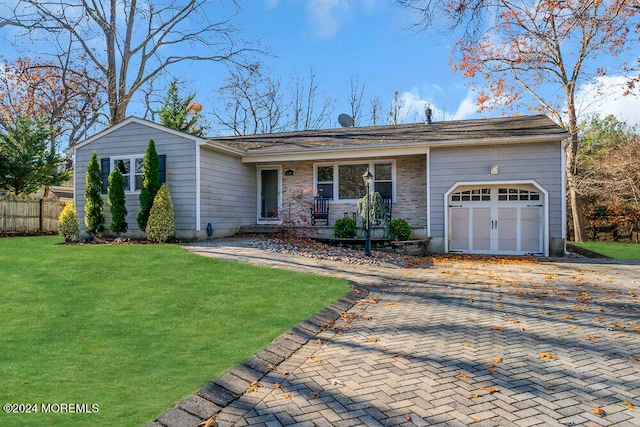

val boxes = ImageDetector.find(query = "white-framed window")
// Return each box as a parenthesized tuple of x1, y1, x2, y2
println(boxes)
(314, 160, 395, 201)
(111, 155, 144, 193)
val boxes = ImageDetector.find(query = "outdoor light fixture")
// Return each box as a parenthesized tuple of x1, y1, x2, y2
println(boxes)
(491, 165, 499, 175)
(362, 170, 374, 257)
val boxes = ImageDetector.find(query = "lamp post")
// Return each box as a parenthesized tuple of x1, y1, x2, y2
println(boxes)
(362, 170, 374, 257)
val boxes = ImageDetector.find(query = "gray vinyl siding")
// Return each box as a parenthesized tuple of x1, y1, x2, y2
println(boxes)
(429, 141, 564, 238)
(199, 145, 256, 235)
(75, 121, 197, 238)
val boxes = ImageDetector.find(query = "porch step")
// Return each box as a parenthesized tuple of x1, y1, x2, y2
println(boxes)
(238, 225, 282, 234)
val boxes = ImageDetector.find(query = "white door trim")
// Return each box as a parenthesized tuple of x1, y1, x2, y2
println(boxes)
(256, 165, 282, 224)
(444, 180, 549, 256)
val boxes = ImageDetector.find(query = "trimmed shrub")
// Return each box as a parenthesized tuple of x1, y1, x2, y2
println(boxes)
(389, 217, 411, 241)
(334, 217, 357, 238)
(108, 167, 128, 235)
(84, 151, 105, 236)
(146, 183, 175, 243)
(58, 203, 80, 243)
(137, 139, 160, 231)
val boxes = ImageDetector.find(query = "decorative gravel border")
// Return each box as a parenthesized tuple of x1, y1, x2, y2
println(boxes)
(145, 283, 367, 427)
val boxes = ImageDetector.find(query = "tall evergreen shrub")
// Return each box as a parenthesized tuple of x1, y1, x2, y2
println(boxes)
(137, 139, 159, 231)
(85, 151, 105, 236)
(146, 183, 175, 243)
(108, 167, 128, 235)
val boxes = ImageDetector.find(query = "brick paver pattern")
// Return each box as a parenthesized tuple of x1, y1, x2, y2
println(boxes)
(162, 240, 640, 427)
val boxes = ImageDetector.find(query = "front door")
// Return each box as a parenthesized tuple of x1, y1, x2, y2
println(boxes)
(258, 167, 281, 222)
(448, 186, 544, 255)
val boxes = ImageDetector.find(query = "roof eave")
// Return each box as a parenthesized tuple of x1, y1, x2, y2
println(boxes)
(69, 117, 209, 152)
(240, 133, 569, 163)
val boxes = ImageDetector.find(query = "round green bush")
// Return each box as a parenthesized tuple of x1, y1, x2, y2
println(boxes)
(333, 217, 357, 238)
(58, 203, 81, 243)
(389, 218, 411, 241)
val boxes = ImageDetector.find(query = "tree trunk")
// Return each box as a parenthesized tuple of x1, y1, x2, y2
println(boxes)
(565, 98, 587, 242)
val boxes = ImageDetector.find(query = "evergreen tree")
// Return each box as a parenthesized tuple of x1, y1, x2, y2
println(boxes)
(146, 183, 175, 243)
(0, 115, 70, 195)
(158, 79, 205, 136)
(108, 166, 128, 235)
(137, 139, 159, 231)
(84, 151, 105, 236)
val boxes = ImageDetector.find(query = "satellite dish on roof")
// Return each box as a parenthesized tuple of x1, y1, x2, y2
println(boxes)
(338, 113, 354, 128)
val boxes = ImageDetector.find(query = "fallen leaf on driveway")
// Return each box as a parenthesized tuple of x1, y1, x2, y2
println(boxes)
(621, 401, 635, 410)
(456, 373, 470, 381)
(274, 383, 281, 389)
(493, 358, 503, 364)
(267, 363, 277, 371)
(313, 358, 323, 363)
(585, 335, 600, 339)
(309, 391, 322, 398)
(461, 343, 471, 347)
(331, 379, 343, 386)
(198, 417, 217, 427)
(592, 407, 606, 417)
(469, 392, 480, 398)
(364, 337, 379, 343)
(539, 352, 556, 359)
(492, 326, 505, 331)
(281, 393, 292, 399)
(245, 381, 259, 393)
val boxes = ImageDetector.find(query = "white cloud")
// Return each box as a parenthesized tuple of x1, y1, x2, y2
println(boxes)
(307, 0, 351, 39)
(576, 75, 640, 126)
(395, 86, 479, 123)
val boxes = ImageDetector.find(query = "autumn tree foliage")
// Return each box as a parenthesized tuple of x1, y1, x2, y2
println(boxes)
(577, 115, 640, 241)
(85, 151, 105, 236)
(397, 0, 639, 242)
(0, 57, 104, 149)
(2, 1, 254, 125)
(158, 79, 205, 136)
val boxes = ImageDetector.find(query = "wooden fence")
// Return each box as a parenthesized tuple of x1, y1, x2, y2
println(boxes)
(0, 196, 66, 233)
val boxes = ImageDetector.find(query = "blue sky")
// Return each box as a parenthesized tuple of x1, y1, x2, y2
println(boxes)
(2, 0, 638, 132)
(167, 0, 481, 130)
(173, 0, 640, 131)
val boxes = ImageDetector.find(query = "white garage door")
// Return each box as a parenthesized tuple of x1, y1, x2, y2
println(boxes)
(448, 186, 544, 255)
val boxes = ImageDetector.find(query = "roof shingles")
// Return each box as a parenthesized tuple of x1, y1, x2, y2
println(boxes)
(208, 115, 568, 154)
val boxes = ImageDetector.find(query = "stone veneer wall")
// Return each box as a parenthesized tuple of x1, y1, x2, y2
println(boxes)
(279, 155, 427, 237)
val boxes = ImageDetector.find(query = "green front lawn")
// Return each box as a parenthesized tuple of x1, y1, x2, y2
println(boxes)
(571, 241, 640, 260)
(0, 236, 349, 426)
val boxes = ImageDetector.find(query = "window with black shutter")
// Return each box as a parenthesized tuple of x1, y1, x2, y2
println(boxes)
(159, 154, 166, 185)
(100, 157, 110, 194)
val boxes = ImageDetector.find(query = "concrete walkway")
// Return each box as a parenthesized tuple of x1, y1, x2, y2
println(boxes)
(154, 238, 640, 426)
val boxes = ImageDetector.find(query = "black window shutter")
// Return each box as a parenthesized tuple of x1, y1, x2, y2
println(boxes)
(100, 158, 110, 194)
(159, 155, 166, 185)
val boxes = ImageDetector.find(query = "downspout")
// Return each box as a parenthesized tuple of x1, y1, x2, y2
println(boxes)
(195, 144, 201, 232)
(426, 147, 431, 237)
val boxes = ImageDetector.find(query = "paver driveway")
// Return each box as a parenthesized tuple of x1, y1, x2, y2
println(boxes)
(157, 239, 640, 427)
